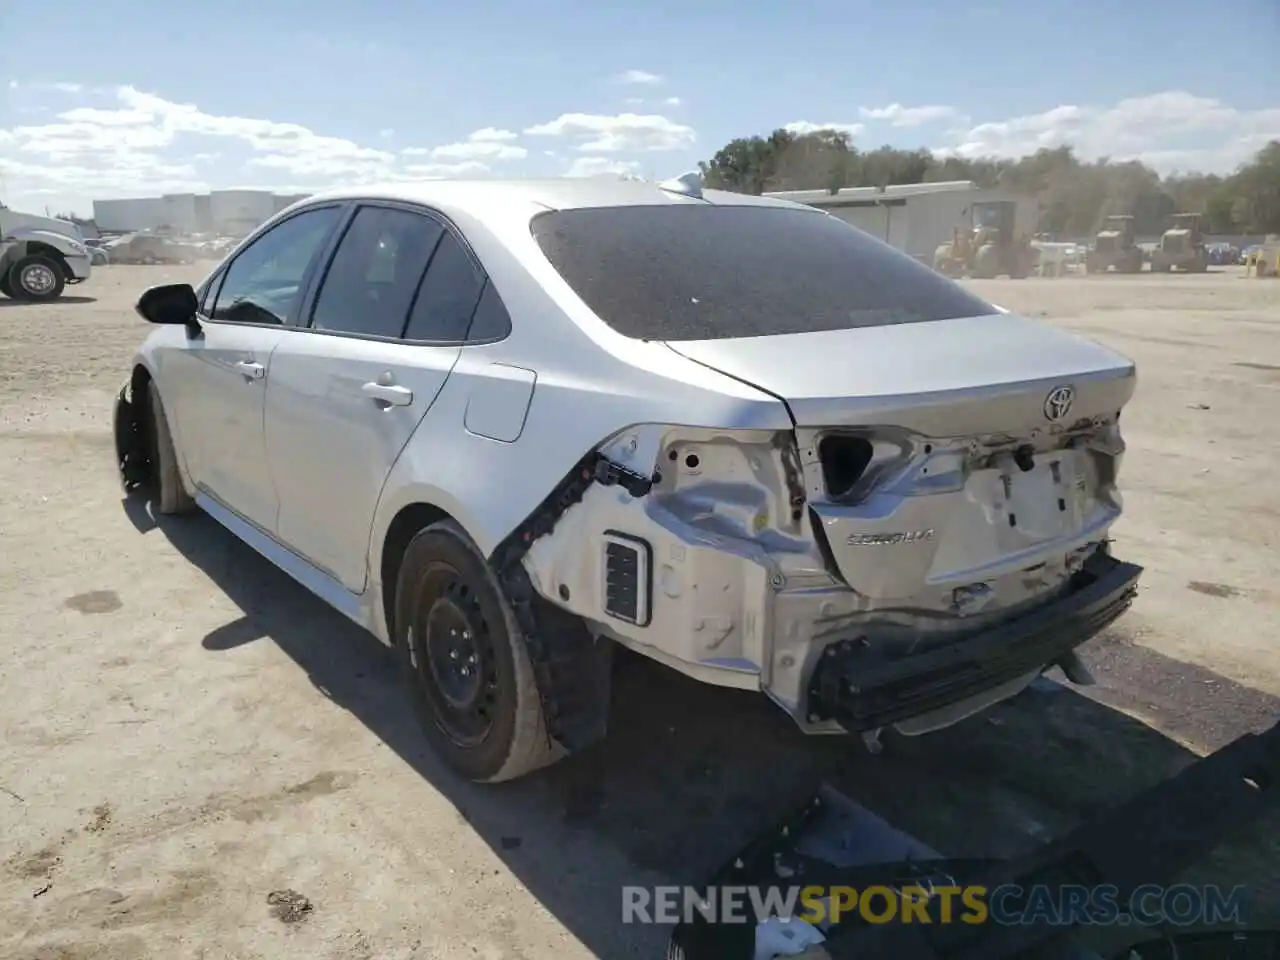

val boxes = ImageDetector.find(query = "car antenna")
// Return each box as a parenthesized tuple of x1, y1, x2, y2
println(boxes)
(657, 170, 705, 200)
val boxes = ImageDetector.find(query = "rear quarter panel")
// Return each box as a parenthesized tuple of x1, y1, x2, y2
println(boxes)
(365, 202, 792, 602)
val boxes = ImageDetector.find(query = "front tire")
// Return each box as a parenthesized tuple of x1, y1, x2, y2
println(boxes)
(7, 255, 66, 301)
(147, 381, 196, 515)
(394, 520, 558, 782)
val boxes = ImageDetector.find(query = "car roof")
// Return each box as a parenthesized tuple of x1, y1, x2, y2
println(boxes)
(294, 177, 815, 230)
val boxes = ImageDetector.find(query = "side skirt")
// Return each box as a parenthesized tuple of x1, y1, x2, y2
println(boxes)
(196, 492, 366, 627)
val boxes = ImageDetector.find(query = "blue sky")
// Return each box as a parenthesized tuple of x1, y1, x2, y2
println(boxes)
(2, 0, 1278, 215)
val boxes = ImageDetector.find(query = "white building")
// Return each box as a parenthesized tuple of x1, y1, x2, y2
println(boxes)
(93, 189, 310, 237)
(764, 181, 1036, 264)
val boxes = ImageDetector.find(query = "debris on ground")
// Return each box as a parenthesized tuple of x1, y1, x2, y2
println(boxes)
(267, 889, 313, 923)
(84, 803, 112, 833)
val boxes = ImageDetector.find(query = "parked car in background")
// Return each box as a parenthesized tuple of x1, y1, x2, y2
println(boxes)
(114, 175, 1142, 783)
(84, 239, 111, 266)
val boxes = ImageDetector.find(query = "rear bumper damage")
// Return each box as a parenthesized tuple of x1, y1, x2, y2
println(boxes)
(521, 417, 1142, 744)
(806, 551, 1142, 734)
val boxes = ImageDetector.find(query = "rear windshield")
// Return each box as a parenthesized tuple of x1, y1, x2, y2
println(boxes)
(530, 204, 997, 341)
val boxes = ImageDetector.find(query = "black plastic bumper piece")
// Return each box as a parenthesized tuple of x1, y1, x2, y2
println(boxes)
(489, 450, 655, 754)
(832, 717, 1280, 960)
(808, 552, 1143, 732)
(667, 718, 1280, 960)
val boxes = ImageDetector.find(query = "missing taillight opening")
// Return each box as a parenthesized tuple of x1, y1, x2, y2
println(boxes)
(818, 435, 874, 500)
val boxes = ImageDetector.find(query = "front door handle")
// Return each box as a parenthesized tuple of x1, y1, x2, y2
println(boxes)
(361, 382, 413, 406)
(234, 360, 265, 380)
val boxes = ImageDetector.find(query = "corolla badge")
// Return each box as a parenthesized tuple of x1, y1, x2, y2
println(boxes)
(847, 529, 935, 547)
(1043, 385, 1075, 422)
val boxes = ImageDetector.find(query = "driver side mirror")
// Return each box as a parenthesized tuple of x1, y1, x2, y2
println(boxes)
(135, 283, 199, 326)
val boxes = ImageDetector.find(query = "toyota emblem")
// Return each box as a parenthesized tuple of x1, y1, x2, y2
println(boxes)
(1043, 385, 1075, 422)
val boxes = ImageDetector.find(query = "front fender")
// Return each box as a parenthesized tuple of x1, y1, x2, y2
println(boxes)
(5, 228, 84, 256)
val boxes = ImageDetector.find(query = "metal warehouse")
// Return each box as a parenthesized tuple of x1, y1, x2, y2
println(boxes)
(93, 189, 310, 237)
(765, 180, 1037, 264)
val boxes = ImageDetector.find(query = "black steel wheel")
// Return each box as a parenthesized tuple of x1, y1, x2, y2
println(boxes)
(393, 520, 557, 782)
(409, 572, 500, 747)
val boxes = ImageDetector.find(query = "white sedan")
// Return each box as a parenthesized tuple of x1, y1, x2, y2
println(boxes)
(114, 175, 1142, 782)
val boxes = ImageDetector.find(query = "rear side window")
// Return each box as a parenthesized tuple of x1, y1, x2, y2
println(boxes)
(530, 205, 998, 341)
(402, 233, 485, 342)
(311, 206, 445, 338)
(464, 281, 513, 341)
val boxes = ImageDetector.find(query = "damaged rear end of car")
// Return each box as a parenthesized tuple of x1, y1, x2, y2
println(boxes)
(520, 196, 1143, 742)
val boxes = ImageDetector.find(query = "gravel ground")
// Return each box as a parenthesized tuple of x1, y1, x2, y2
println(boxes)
(1, 265, 1277, 959)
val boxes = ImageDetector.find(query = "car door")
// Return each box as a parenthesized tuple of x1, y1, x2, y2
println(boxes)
(264, 202, 498, 591)
(164, 204, 344, 532)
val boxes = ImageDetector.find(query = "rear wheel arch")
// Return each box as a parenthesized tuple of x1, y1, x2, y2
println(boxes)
(380, 501, 454, 640)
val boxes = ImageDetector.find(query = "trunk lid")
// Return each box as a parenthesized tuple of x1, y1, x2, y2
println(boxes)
(663, 312, 1134, 434)
(665, 313, 1137, 604)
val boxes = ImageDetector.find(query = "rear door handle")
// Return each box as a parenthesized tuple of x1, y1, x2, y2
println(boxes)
(234, 360, 265, 380)
(361, 382, 413, 406)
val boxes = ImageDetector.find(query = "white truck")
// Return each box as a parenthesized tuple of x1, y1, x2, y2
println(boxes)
(0, 204, 93, 301)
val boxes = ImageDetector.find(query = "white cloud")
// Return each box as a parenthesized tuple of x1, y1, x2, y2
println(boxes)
(468, 127, 518, 143)
(565, 156, 640, 178)
(0, 85, 529, 211)
(941, 91, 1280, 173)
(783, 120, 864, 138)
(402, 160, 491, 179)
(859, 103, 962, 127)
(617, 70, 661, 85)
(524, 112, 695, 152)
(2, 85, 400, 190)
(665, 96, 682, 107)
(625, 97, 645, 106)
(404, 126, 528, 162)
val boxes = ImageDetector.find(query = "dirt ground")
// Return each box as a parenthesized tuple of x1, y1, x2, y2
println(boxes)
(1, 265, 1277, 959)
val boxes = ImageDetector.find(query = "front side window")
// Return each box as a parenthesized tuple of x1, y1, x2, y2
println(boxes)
(311, 205, 445, 338)
(530, 204, 999, 341)
(210, 206, 342, 326)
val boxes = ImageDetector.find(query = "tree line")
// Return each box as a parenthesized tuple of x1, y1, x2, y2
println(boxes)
(698, 130, 1280, 239)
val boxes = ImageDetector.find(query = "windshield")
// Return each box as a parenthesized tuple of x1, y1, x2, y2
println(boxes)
(531, 204, 997, 341)
(974, 204, 1003, 228)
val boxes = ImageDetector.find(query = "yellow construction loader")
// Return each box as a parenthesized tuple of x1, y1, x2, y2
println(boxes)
(933, 200, 1038, 279)
(1084, 215, 1144, 274)
(1150, 213, 1209, 273)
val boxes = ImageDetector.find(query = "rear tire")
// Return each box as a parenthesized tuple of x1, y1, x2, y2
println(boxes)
(393, 520, 558, 782)
(7, 255, 65, 301)
(147, 381, 196, 515)
(0, 272, 12, 298)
